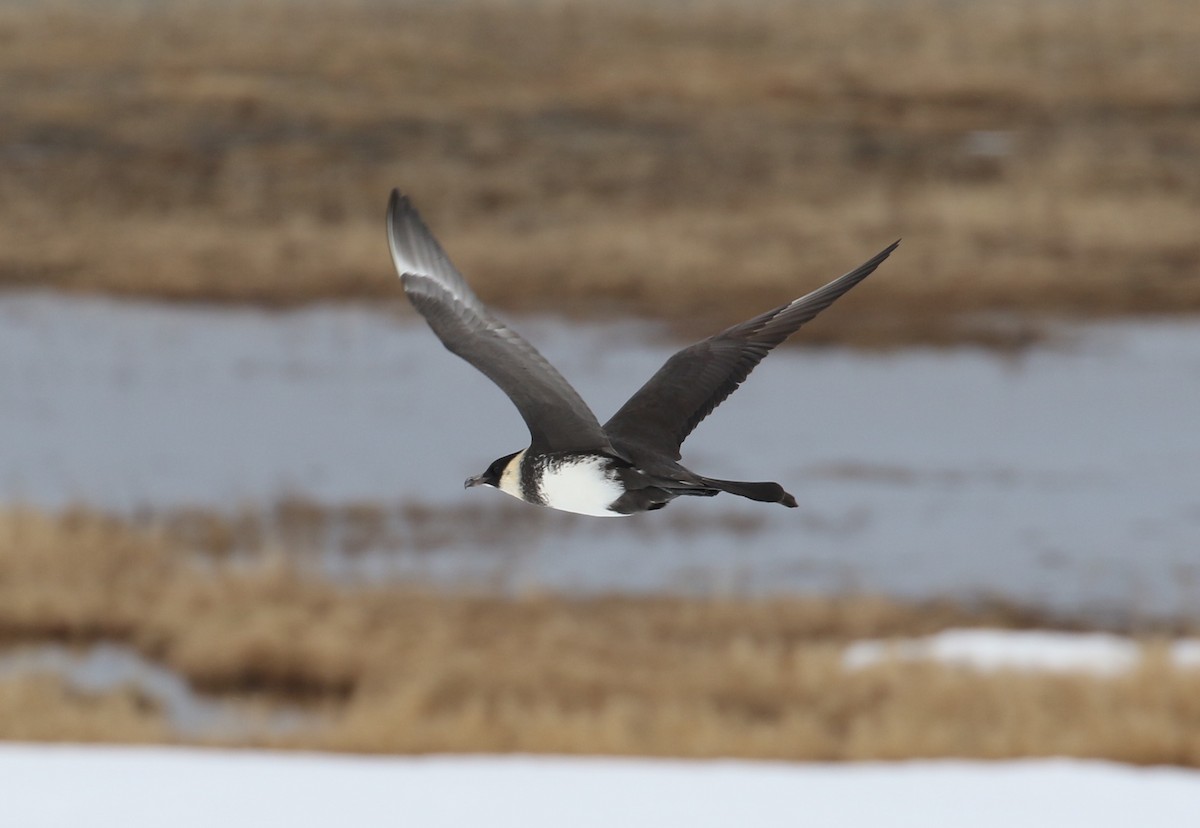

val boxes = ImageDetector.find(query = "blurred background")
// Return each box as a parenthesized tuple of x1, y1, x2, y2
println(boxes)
(1, 0, 1198, 767)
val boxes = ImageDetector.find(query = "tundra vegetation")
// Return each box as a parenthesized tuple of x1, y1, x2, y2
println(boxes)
(2, 0, 1198, 345)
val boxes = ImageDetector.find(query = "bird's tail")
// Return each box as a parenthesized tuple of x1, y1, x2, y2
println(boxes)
(700, 477, 798, 508)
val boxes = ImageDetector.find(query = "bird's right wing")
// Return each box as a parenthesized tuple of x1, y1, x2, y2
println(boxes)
(387, 190, 613, 454)
(605, 241, 899, 460)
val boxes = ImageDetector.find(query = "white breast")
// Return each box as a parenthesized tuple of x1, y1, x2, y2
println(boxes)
(538, 456, 627, 518)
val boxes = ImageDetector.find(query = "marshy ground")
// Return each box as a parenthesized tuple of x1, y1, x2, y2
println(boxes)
(3, 0, 1199, 345)
(2, 507, 1199, 764)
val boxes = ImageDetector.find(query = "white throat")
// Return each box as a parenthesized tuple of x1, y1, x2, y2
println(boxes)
(497, 449, 526, 500)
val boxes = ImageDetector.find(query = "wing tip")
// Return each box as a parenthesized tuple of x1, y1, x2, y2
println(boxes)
(386, 189, 415, 238)
(386, 189, 404, 265)
(387, 188, 411, 216)
(876, 238, 902, 261)
(851, 238, 902, 279)
(386, 189, 433, 278)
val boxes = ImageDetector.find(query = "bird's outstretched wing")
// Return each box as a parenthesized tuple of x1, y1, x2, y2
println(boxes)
(387, 190, 613, 453)
(604, 241, 900, 460)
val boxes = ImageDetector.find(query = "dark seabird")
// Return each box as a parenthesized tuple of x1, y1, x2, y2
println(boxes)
(387, 190, 898, 517)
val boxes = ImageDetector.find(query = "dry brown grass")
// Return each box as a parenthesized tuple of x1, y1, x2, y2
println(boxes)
(2, 506, 1200, 764)
(0, 676, 169, 745)
(2, 0, 1199, 345)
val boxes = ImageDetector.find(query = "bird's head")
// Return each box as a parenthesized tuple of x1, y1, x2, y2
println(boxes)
(464, 450, 522, 492)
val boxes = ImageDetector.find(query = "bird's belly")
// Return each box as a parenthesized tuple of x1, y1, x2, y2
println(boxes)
(538, 458, 628, 517)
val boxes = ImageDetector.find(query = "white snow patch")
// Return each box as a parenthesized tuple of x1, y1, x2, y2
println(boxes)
(3, 745, 1200, 828)
(1173, 639, 1200, 669)
(843, 628, 1200, 675)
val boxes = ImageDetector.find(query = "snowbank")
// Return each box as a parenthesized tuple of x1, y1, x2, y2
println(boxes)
(3, 743, 1198, 828)
(843, 629, 1200, 675)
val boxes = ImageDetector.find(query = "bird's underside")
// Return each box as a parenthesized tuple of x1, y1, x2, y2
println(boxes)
(608, 466, 795, 515)
(387, 189, 898, 516)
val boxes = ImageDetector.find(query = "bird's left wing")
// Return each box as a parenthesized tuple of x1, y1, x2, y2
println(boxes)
(387, 190, 614, 454)
(605, 241, 899, 460)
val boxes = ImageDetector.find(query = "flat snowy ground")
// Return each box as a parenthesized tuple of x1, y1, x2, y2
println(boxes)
(843, 628, 1200, 674)
(4, 744, 1199, 828)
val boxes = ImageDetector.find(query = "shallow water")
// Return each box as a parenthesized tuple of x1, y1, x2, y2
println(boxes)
(2, 295, 1198, 617)
(0, 643, 315, 738)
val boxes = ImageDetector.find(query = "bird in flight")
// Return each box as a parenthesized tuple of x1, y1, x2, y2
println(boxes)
(387, 190, 898, 517)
